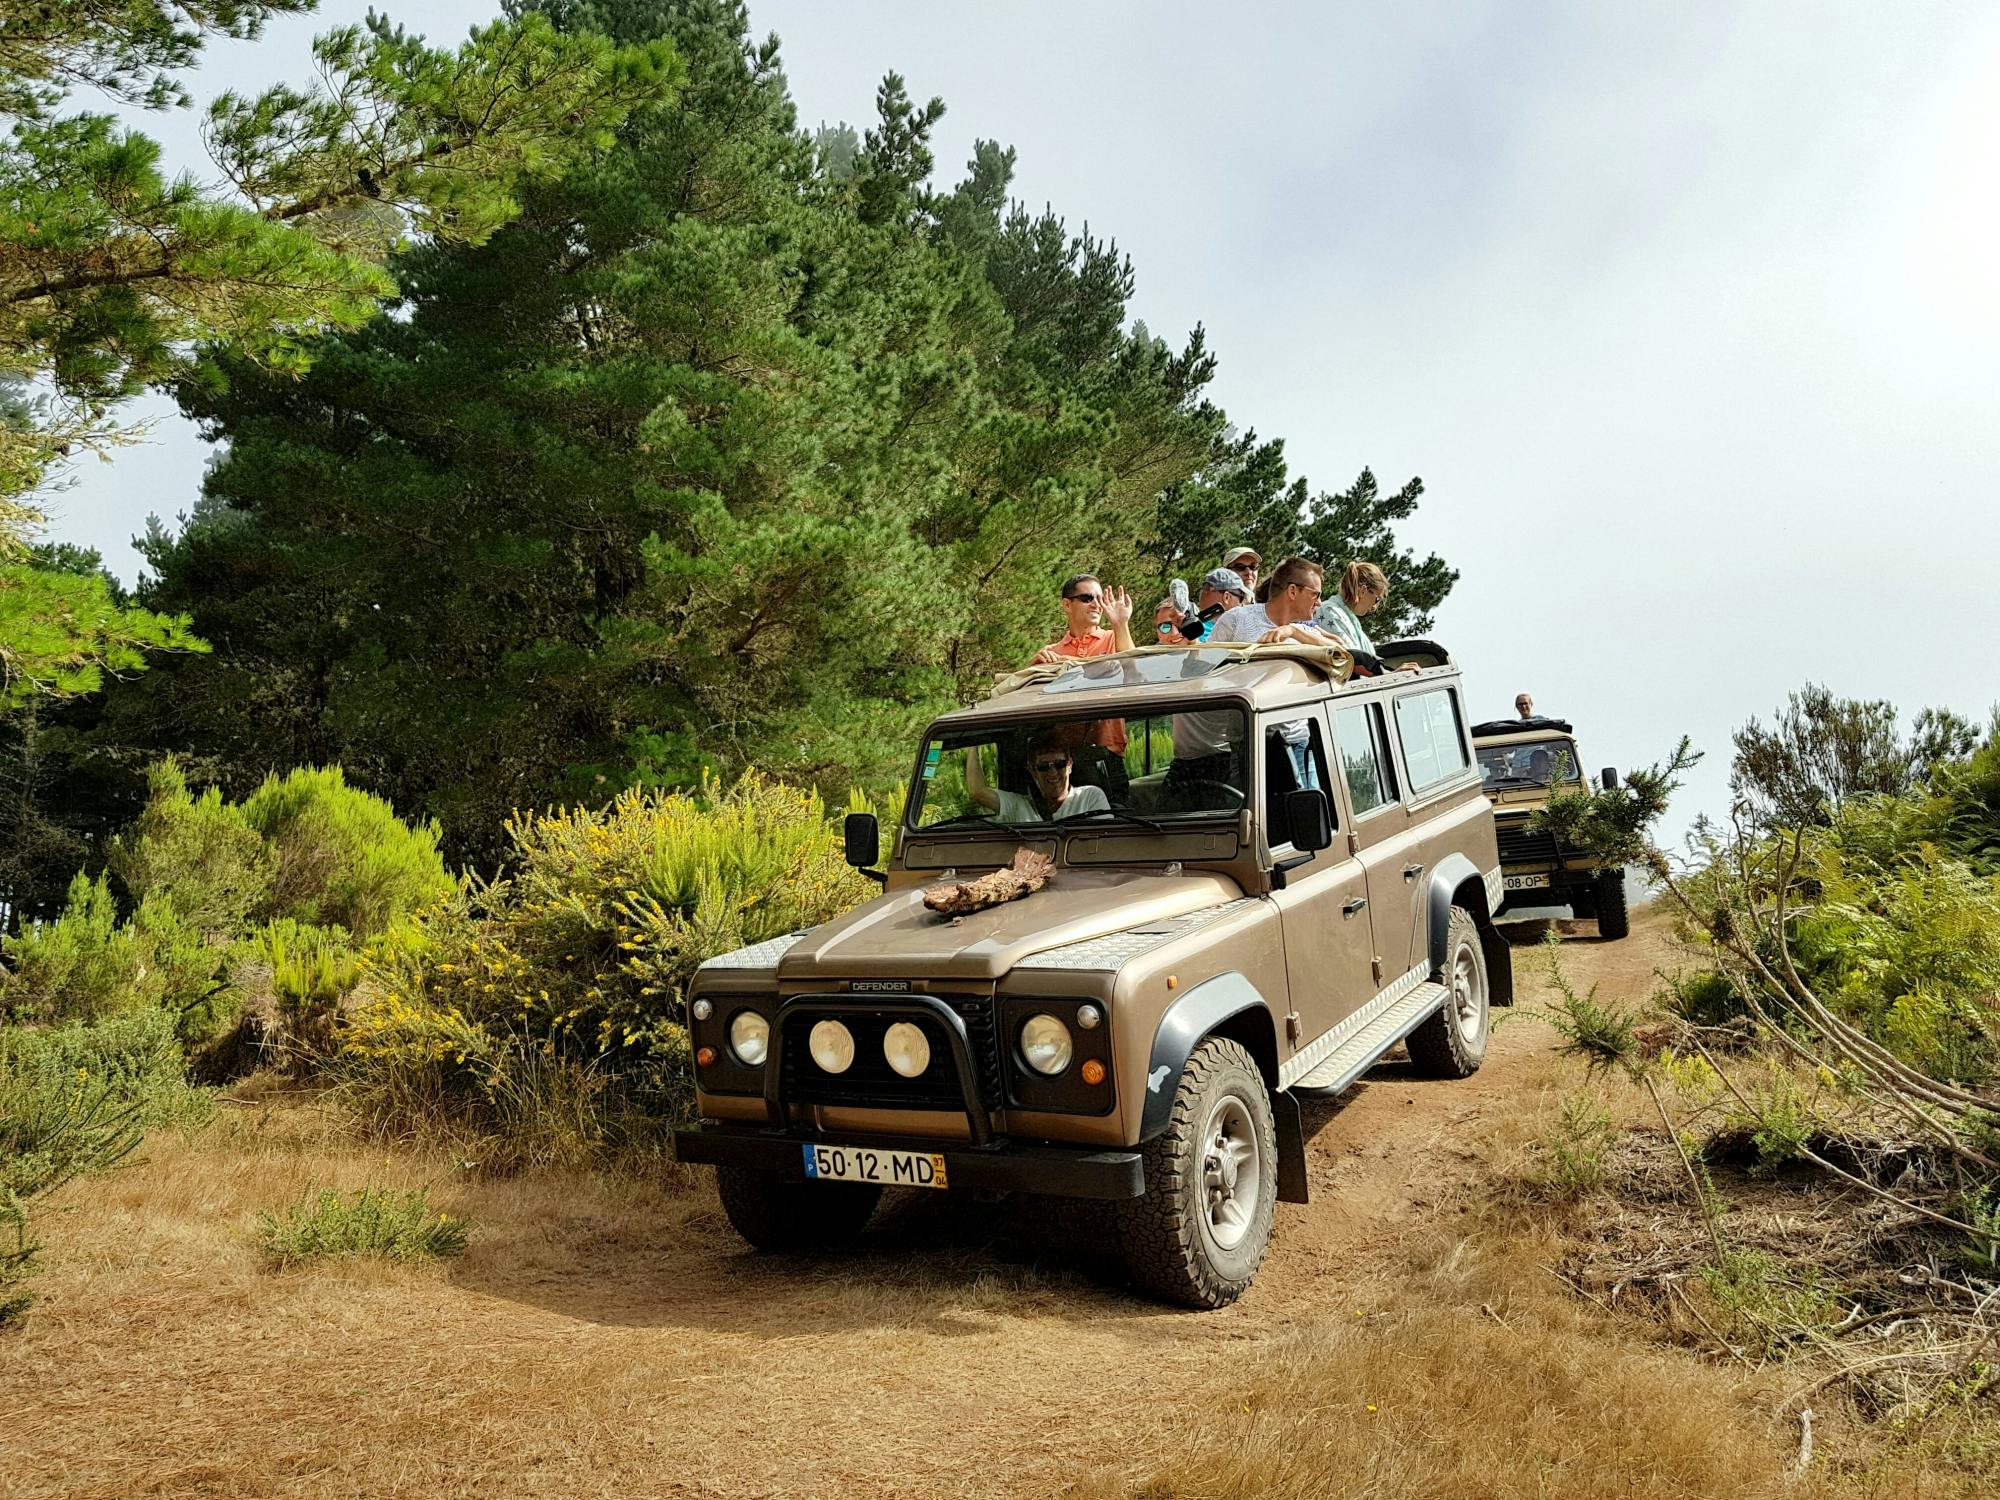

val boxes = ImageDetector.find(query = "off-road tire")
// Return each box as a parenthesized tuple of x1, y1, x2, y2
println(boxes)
(715, 1166, 880, 1252)
(1596, 868, 1630, 940)
(1405, 905, 1490, 1079)
(1116, 1037, 1276, 1309)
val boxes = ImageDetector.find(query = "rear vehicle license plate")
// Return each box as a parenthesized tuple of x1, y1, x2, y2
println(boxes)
(802, 1143, 949, 1189)
(1504, 874, 1551, 891)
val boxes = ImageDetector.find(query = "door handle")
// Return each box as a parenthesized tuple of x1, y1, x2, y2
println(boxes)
(1343, 896, 1367, 916)
(1403, 862, 1424, 880)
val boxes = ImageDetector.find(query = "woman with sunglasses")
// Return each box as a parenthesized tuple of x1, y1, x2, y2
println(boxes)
(963, 737, 1111, 823)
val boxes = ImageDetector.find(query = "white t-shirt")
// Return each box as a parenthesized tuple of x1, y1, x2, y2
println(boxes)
(1206, 603, 1274, 644)
(993, 784, 1110, 823)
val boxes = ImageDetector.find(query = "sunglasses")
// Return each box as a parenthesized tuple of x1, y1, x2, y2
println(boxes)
(1031, 758, 1070, 774)
(1155, 620, 1177, 634)
(1064, 592, 1099, 605)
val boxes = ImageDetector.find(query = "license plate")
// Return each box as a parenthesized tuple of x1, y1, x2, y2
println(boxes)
(802, 1142, 949, 1190)
(1504, 874, 1551, 891)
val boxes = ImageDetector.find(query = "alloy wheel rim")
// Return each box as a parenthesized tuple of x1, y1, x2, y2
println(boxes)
(1200, 1095, 1262, 1252)
(1452, 941, 1486, 1040)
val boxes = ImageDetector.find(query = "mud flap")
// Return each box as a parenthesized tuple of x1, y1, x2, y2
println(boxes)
(1273, 1088, 1309, 1204)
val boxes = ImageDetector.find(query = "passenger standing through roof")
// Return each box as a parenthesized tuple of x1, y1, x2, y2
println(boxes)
(1221, 546, 1260, 600)
(1313, 561, 1389, 656)
(1028, 572, 1134, 798)
(1515, 692, 1536, 719)
(1206, 556, 1344, 789)
(1159, 570, 1253, 803)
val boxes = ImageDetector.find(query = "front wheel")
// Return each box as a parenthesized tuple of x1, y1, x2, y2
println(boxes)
(1405, 905, 1490, 1078)
(1116, 1037, 1277, 1308)
(1596, 868, 1630, 940)
(715, 1166, 880, 1252)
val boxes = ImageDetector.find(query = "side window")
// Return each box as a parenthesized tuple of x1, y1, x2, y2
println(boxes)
(1393, 687, 1472, 793)
(1333, 703, 1399, 816)
(1263, 716, 1333, 843)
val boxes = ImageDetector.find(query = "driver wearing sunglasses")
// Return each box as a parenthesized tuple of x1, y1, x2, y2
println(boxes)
(963, 737, 1111, 823)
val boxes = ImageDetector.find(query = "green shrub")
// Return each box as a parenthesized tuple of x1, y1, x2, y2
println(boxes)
(341, 773, 867, 1160)
(0, 873, 144, 1023)
(1540, 1090, 1616, 1198)
(258, 1186, 468, 1266)
(0, 1008, 210, 1131)
(241, 766, 452, 938)
(108, 758, 270, 941)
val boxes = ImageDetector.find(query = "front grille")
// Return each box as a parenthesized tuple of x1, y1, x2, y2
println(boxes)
(781, 996, 1003, 1112)
(1494, 816, 1586, 868)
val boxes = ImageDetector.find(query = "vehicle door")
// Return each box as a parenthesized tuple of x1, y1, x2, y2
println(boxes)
(1385, 682, 1481, 972)
(1330, 698, 1425, 994)
(1259, 706, 1377, 1057)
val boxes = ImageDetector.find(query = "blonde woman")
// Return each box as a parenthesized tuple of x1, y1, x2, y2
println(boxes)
(1314, 561, 1389, 655)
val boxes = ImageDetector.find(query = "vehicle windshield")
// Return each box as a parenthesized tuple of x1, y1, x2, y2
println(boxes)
(1477, 738, 1581, 789)
(907, 708, 1250, 830)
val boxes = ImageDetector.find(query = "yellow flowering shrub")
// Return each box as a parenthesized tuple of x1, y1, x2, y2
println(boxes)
(338, 773, 869, 1155)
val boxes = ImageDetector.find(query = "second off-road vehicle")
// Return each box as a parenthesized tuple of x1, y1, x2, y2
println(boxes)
(675, 639, 1512, 1307)
(1469, 716, 1628, 939)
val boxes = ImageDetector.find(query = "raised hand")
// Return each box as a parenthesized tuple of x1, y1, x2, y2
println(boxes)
(1101, 586, 1134, 630)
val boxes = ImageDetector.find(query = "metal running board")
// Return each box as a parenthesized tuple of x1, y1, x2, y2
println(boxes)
(1289, 981, 1449, 1094)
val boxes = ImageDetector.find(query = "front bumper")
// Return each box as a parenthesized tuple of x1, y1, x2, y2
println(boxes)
(674, 1122, 1146, 1200)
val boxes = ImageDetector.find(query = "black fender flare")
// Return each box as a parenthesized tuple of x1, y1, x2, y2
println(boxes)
(1138, 972, 1308, 1203)
(1426, 851, 1513, 1007)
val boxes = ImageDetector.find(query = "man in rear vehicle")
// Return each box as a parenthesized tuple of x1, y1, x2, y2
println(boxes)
(1516, 692, 1536, 719)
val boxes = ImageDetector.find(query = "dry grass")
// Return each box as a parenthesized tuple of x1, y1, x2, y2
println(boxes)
(2, 912, 1992, 1499)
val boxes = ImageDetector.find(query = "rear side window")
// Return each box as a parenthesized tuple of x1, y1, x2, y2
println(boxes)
(1333, 704, 1399, 816)
(1394, 687, 1471, 792)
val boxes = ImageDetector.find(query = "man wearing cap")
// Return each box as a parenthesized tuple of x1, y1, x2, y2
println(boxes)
(1161, 567, 1252, 643)
(1221, 546, 1260, 598)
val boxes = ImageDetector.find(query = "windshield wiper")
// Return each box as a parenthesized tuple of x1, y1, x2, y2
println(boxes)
(922, 812, 1007, 831)
(1483, 775, 1543, 787)
(1060, 805, 1166, 832)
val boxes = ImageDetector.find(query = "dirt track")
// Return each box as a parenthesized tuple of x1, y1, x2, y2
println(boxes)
(2, 915, 1676, 1500)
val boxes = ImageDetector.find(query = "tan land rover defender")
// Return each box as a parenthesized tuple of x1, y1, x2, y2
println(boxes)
(675, 640, 1511, 1307)
(1469, 716, 1628, 939)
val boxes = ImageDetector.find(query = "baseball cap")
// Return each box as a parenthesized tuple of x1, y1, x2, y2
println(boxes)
(1202, 567, 1251, 600)
(1221, 546, 1260, 568)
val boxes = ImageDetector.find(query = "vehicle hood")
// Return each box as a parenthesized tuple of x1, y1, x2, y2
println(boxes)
(777, 867, 1246, 983)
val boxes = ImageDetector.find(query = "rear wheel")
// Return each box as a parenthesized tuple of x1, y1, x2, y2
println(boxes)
(1596, 868, 1630, 940)
(715, 1166, 880, 1252)
(1116, 1038, 1276, 1308)
(1406, 905, 1490, 1078)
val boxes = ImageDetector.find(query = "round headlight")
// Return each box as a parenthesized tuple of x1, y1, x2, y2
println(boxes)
(1020, 1013, 1074, 1075)
(727, 1010, 769, 1067)
(882, 1021, 932, 1079)
(810, 1018, 856, 1074)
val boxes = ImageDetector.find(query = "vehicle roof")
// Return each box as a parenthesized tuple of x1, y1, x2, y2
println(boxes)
(1471, 716, 1578, 745)
(931, 643, 1460, 730)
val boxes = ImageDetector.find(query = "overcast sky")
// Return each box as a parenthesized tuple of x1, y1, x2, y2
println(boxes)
(44, 1, 2000, 838)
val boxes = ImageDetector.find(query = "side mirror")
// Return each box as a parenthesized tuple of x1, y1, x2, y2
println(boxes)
(843, 812, 884, 883)
(1601, 768, 1620, 791)
(1282, 789, 1335, 853)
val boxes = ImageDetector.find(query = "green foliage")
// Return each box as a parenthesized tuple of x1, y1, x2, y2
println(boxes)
(109, 758, 269, 938)
(1532, 736, 1700, 867)
(1697, 1248, 1843, 1355)
(0, 1004, 205, 1325)
(340, 772, 866, 1163)
(1531, 936, 1643, 1079)
(1730, 684, 1964, 830)
(1540, 1090, 1616, 1198)
(56, 0, 1459, 874)
(239, 766, 451, 937)
(0, 3, 678, 712)
(257, 1185, 467, 1266)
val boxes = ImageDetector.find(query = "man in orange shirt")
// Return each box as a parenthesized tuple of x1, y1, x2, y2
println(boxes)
(1032, 573, 1134, 663)
(1029, 573, 1134, 798)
